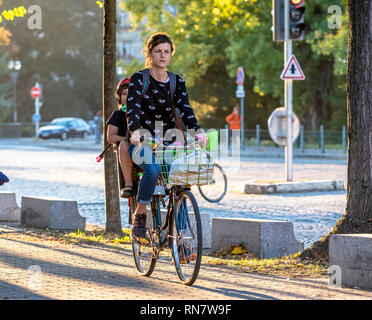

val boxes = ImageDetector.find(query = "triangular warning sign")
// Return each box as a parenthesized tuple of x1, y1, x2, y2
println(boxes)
(280, 55, 305, 80)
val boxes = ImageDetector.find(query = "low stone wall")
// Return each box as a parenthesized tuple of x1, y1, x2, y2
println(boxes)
(0, 192, 21, 222)
(211, 217, 304, 259)
(21, 196, 86, 230)
(329, 234, 372, 290)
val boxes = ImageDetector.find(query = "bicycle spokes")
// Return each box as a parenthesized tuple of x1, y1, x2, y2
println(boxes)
(131, 228, 157, 276)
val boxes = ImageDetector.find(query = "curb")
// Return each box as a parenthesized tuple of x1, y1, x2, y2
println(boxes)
(240, 180, 345, 194)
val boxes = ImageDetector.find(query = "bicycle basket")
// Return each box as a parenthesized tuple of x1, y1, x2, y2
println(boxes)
(166, 149, 214, 186)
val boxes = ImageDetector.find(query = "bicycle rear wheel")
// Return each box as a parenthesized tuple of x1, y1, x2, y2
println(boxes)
(198, 163, 227, 202)
(130, 196, 157, 277)
(170, 190, 202, 286)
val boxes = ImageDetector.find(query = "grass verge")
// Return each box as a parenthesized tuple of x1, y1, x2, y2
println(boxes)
(0, 224, 328, 278)
(206, 245, 329, 279)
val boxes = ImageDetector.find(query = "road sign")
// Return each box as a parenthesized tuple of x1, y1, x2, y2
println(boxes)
(31, 86, 41, 99)
(236, 66, 245, 85)
(268, 107, 300, 146)
(32, 113, 41, 123)
(235, 85, 245, 98)
(280, 55, 305, 80)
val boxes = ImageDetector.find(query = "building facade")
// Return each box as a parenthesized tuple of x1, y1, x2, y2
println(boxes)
(116, 7, 145, 63)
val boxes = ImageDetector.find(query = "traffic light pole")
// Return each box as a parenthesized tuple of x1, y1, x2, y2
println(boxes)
(284, 0, 293, 181)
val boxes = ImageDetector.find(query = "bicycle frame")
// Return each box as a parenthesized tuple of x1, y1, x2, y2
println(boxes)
(150, 184, 192, 250)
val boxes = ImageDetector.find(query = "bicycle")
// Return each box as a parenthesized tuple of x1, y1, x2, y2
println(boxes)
(121, 137, 212, 286)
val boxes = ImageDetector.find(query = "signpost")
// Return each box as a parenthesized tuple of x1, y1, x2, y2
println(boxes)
(280, 55, 305, 80)
(268, 107, 300, 146)
(282, 0, 305, 181)
(31, 83, 42, 138)
(236, 66, 245, 150)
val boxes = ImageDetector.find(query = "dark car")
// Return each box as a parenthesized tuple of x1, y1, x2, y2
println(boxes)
(38, 117, 90, 140)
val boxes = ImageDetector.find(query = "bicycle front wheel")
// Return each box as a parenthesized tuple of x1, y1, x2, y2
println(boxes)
(198, 163, 227, 202)
(130, 196, 157, 277)
(170, 190, 202, 286)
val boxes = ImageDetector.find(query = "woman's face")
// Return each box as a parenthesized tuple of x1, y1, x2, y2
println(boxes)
(150, 42, 172, 68)
(120, 87, 128, 105)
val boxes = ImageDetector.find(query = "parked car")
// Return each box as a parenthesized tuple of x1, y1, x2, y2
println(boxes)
(38, 117, 90, 140)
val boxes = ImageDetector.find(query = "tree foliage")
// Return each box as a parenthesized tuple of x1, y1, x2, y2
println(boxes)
(1, 0, 103, 123)
(0, 0, 12, 121)
(121, 0, 348, 129)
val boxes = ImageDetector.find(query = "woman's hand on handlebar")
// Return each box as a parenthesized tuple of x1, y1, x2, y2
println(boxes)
(195, 133, 208, 148)
(130, 131, 142, 145)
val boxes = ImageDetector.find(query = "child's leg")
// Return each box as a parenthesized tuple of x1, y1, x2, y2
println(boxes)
(118, 140, 133, 187)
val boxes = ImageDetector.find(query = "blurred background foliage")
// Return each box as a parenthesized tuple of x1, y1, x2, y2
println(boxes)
(0, 0, 347, 130)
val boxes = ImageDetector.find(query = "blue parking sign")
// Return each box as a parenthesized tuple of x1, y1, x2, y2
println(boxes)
(32, 113, 41, 123)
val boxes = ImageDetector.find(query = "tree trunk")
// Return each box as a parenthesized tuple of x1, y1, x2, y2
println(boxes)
(300, 0, 372, 260)
(103, 1, 122, 234)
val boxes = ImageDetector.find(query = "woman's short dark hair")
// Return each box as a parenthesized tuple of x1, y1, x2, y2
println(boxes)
(144, 32, 175, 68)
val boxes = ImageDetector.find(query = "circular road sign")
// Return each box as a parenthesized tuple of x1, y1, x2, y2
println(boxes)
(236, 67, 245, 85)
(31, 86, 41, 99)
(268, 107, 300, 146)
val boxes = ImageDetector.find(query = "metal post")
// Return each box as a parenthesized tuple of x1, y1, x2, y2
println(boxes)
(256, 124, 260, 150)
(284, 0, 293, 181)
(320, 125, 325, 153)
(342, 125, 346, 153)
(35, 82, 40, 138)
(240, 97, 245, 151)
(300, 125, 305, 153)
(9, 72, 18, 123)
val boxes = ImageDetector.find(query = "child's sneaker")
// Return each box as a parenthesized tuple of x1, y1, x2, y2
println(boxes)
(131, 213, 147, 238)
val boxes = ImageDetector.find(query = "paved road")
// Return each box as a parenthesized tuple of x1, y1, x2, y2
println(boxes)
(1, 222, 372, 300)
(0, 138, 347, 248)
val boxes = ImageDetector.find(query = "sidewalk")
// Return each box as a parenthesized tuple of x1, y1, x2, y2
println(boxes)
(0, 137, 347, 160)
(1, 222, 371, 300)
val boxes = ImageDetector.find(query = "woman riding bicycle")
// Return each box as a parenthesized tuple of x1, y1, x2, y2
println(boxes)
(126, 32, 207, 238)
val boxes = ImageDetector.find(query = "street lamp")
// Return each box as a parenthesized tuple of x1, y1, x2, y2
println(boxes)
(8, 59, 22, 123)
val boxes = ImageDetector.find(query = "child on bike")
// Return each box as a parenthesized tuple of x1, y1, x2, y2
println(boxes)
(106, 77, 134, 197)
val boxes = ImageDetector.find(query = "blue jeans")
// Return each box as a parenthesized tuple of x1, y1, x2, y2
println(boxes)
(129, 144, 162, 205)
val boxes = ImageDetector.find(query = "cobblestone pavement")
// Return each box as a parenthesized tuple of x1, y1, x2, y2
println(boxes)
(1, 139, 371, 300)
(1, 138, 347, 247)
(1, 223, 372, 300)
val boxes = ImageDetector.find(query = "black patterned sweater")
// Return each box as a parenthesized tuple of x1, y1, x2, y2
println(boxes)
(126, 69, 200, 140)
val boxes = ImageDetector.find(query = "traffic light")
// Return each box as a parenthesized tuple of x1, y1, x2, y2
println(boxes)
(272, 0, 285, 42)
(289, 0, 305, 40)
(272, 0, 305, 42)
